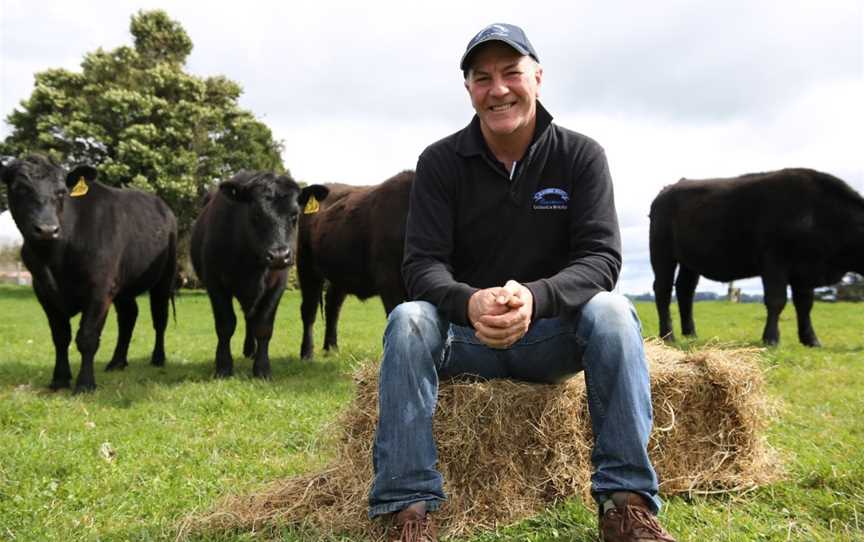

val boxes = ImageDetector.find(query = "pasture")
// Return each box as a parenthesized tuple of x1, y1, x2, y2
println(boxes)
(0, 284, 862, 541)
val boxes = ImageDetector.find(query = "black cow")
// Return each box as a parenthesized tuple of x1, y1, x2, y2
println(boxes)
(297, 170, 413, 359)
(190, 170, 327, 378)
(1, 155, 177, 392)
(649, 168, 864, 346)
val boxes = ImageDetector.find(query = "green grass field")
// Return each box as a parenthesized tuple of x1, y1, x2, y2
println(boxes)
(0, 284, 862, 541)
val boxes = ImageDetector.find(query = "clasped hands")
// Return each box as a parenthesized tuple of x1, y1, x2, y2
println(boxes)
(467, 280, 533, 349)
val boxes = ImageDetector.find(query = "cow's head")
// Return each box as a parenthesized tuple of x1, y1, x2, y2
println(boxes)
(0, 154, 96, 243)
(219, 172, 328, 269)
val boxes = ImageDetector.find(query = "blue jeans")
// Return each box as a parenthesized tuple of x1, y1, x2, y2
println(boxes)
(368, 291, 661, 518)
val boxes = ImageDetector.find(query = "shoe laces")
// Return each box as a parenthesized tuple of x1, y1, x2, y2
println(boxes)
(393, 516, 435, 542)
(609, 504, 675, 541)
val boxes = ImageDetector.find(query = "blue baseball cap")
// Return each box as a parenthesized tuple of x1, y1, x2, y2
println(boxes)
(460, 23, 539, 71)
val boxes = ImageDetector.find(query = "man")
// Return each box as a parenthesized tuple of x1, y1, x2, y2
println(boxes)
(369, 23, 676, 542)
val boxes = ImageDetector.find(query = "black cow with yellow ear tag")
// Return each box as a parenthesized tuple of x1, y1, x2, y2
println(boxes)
(190, 169, 328, 379)
(1, 154, 178, 393)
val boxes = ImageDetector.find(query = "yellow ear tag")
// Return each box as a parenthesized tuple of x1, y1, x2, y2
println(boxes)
(70, 177, 89, 197)
(303, 195, 319, 214)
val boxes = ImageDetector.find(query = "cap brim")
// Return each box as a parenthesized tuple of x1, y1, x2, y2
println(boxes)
(459, 37, 532, 70)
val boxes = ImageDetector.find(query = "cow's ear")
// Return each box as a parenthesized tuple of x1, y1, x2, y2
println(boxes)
(298, 184, 329, 206)
(66, 165, 98, 188)
(219, 178, 253, 202)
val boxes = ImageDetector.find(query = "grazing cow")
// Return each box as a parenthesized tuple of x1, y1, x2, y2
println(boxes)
(297, 170, 413, 359)
(649, 168, 864, 346)
(1, 154, 177, 393)
(191, 170, 327, 378)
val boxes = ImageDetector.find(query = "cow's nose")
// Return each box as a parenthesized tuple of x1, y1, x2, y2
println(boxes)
(265, 247, 291, 265)
(34, 224, 60, 239)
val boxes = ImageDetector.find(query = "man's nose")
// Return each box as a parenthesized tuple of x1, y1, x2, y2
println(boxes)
(489, 77, 510, 97)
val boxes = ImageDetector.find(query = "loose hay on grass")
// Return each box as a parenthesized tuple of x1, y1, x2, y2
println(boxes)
(186, 341, 780, 540)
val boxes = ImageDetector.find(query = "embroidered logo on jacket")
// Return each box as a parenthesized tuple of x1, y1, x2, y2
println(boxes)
(533, 188, 569, 210)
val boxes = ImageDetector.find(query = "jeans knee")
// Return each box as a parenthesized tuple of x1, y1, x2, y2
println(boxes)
(581, 292, 641, 338)
(385, 301, 444, 345)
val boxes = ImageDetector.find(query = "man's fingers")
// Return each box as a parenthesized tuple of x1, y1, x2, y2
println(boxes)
(503, 279, 522, 294)
(478, 311, 523, 329)
(473, 320, 516, 340)
(475, 326, 525, 349)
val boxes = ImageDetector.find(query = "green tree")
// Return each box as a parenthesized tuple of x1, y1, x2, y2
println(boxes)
(0, 9, 285, 231)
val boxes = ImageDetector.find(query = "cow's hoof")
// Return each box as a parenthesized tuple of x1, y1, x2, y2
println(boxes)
(243, 340, 256, 359)
(762, 338, 779, 347)
(214, 368, 233, 379)
(150, 355, 165, 367)
(253, 368, 272, 380)
(105, 360, 128, 371)
(802, 338, 822, 348)
(73, 383, 96, 395)
(49, 380, 71, 391)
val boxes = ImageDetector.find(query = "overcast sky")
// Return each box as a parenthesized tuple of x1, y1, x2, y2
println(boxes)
(1, 0, 862, 295)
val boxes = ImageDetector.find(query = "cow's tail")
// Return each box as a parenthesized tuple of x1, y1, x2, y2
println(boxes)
(170, 288, 177, 325)
(168, 230, 179, 326)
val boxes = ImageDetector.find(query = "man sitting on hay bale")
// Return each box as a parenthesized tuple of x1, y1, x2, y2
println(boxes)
(370, 23, 676, 542)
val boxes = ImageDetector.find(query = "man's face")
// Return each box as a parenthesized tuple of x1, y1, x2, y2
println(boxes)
(465, 42, 543, 140)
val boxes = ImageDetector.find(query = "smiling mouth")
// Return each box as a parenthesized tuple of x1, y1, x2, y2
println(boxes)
(489, 103, 515, 112)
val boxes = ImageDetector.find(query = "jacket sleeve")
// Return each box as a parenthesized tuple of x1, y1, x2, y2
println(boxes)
(402, 152, 478, 326)
(524, 147, 622, 319)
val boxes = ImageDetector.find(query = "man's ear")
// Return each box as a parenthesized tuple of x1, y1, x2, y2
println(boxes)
(219, 178, 253, 202)
(534, 65, 543, 96)
(298, 184, 329, 206)
(66, 165, 98, 189)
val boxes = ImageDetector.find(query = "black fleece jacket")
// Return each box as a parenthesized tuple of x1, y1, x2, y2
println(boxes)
(402, 102, 622, 327)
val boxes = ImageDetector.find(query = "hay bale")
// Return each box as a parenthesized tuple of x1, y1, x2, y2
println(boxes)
(187, 341, 780, 540)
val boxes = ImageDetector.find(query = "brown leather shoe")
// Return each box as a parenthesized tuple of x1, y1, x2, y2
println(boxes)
(599, 492, 676, 542)
(387, 501, 437, 542)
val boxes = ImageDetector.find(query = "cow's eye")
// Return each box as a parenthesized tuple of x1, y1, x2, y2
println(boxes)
(55, 189, 67, 199)
(290, 212, 299, 225)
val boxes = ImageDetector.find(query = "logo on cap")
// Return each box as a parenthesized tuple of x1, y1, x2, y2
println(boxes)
(476, 24, 511, 40)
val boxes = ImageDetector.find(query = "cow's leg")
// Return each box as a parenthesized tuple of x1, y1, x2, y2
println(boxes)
(761, 268, 788, 346)
(248, 286, 286, 379)
(791, 283, 821, 347)
(323, 285, 347, 353)
(106, 296, 138, 371)
(651, 251, 677, 342)
(242, 316, 257, 359)
(299, 269, 324, 360)
(675, 265, 700, 337)
(148, 263, 173, 367)
(73, 297, 112, 393)
(250, 308, 277, 380)
(47, 313, 73, 390)
(208, 289, 236, 378)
